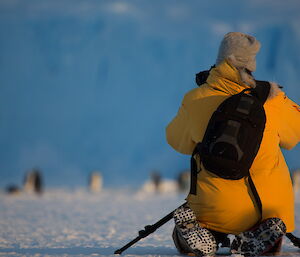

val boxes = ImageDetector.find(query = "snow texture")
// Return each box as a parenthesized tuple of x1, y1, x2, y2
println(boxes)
(1, 188, 300, 257)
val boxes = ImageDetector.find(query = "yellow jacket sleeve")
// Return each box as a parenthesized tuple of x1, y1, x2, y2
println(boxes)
(277, 93, 300, 150)
(166, 101, 195, 155)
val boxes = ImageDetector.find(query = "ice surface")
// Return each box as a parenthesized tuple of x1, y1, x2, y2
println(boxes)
(1, 188, 300, 257)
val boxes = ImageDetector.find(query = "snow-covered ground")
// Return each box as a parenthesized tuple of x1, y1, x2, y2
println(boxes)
(0, 188, 300, 257)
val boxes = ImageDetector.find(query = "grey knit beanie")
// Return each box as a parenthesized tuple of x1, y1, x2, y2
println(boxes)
(216, 32, 261, 72)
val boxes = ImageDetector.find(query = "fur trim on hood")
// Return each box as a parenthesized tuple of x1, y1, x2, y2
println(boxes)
(239, 68, 256, 88)
(227, 55, 283, 100)
(227, 55, 256, 88)
(269, 82, 283, 100)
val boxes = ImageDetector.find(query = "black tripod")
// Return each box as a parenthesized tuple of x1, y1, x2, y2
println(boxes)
(114, 203, 185, 254)
(114, 202, 300, 255)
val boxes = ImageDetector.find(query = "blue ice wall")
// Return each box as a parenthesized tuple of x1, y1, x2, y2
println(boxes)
(0, 0, 299, 187)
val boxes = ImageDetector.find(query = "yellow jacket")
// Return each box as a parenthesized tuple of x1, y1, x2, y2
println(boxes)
(166, 60, 300, 234)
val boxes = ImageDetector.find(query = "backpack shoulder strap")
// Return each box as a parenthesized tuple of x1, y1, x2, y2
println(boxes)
(189, 143, 202, 195)
(253, 80, 271, 104)
(248, 175, 263, 217)
(247, 80, 270, 219)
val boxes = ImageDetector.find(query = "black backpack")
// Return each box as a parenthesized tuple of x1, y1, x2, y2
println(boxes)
(190, 80, 271, 209)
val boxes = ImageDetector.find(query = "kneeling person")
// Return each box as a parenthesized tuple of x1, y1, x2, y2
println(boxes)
(166, 32, 300, 256)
